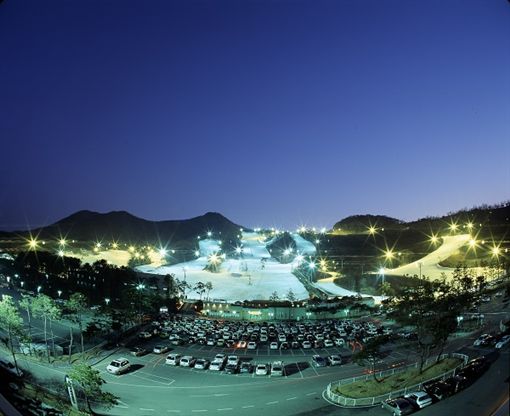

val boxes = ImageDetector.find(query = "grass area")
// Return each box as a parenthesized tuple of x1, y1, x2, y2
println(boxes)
(335, 358, 462, 398)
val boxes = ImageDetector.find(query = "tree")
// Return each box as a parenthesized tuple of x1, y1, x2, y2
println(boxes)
(352, 335, 391, 382)
(68, 362, 118, 413)
(389, 277, 473, 372)
(286, 289, 296, 302)
(0, 295, 23, 375)
(194, 282, 206, 300)
(163, 273, 177, 303)
(66, 292, 88, 356)
(19, 294, 35, 355)
(32, 294, 60, 362)
(269, 291, 279, 301)
(176, 279, 191, 299)
(205, 281, 213, 301)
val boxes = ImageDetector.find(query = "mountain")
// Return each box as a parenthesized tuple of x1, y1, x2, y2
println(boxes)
(4, 210, 247, 246)
(333, 214, 403, 233)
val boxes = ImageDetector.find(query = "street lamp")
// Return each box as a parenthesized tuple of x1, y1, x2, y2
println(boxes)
(37, 286, 42, 293)
(20, 281, 24, 288)
(105, 298, 110, 306)
(57, 290, 62, 298)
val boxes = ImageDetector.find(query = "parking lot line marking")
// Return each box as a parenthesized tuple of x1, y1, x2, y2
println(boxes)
(191, 410, 208, 412)
(167, 409, 181, 413)
(286, 397, 297, 401)
(139, 408, 155, 411)
(217, 408, 233, 411)
(266, 401, 279, 405)
(242, 405, 254, 408)
(309, 363, 320, 376)
(305, 392, 317, 396)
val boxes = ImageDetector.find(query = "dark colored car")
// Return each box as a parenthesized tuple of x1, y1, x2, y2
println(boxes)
(240, 362, 253, 373)
(424, 380, 456, 401)
(225, 363, 239, 374)
(459, 356, 489, 378)
(311, 355, 328, 367)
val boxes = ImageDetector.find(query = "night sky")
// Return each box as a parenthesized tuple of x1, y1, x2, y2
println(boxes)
(1, 0, 509, 231)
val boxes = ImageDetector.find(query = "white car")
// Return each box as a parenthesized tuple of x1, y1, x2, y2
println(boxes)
(302, 341, 312, 349)
(180, 356, 195, 367)
(165, 353, 181, 365)
(270, 342, 279, 350)
(209, 360, 224, 371)
(327, 354, 342, 366)
(138, 331, 152, 339)
(247, 341, 257, 350)
(270, 361, 284, 377)
(227, 355, 239, 365)
(496, 335, 510, 349)
(324, 339, 334, 348)
(106, 358, 131, 375)
(255, 363, 269, 376)
(194, 359, 210, 370)
(214, 353, 227, 364)
(153, 345, 170, 354)
(404, 391, 433, 409)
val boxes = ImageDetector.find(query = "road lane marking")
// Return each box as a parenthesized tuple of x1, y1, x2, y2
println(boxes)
(167, 410, 181, 413)
(217, 408, 233, 411)
(305, 392, 317, 396)
(266, 401, 279, 405)
(191, 410, 208, 413)
(139, 408, 155, 411)
(286, 397, 297, 400)
(242, 405, 254, 408)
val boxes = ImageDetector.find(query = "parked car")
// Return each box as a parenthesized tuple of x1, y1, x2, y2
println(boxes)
(165, 353, 181, 365)
(179, 356, 196, 367)
(236, 340, 247, 348)
(153, 345, 170, 354)
(225, 363, 239, 374)
(302, 341, 312, 349)
(106, 358, 131, 375)
(404, 391, 433, 409)
(194, 359, 210, 370)
(327, 355, 342, 366)
(240, 362, 253, 373)
(312, 355, 327, 367)
(247, 341, 257, 350)
(138, 331, 152, 339)
(473, 334, 492, 346)
(130, 346, 148, 357)
(209, 360, 224, 371)
(459, 356, 490, 378)
(381, 397, 415, 415)
(424, 380, 456, 401)
(214, 353, 227, 364)
(255, 363, 269, 375)
(496, 335, 510, 349)
(270, 342, 279, 350)
(270, 361, 284, 376)
(227, 355, 239, 365)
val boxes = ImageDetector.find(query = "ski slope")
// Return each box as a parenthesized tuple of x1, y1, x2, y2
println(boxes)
(137, 232, 310, 301)
(383, 234, 471, 280)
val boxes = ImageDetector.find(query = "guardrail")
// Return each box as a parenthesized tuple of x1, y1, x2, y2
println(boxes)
(325, 353, 468, 407)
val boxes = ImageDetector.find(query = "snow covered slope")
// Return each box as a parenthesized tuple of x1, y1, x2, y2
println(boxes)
(137, 232, 310, 301)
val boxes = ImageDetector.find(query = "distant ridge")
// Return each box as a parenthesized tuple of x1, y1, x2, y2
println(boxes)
(3, 210, 247, 245)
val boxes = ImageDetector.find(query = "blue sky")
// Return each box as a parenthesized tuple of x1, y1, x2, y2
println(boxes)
(1, 0, 509, 230)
